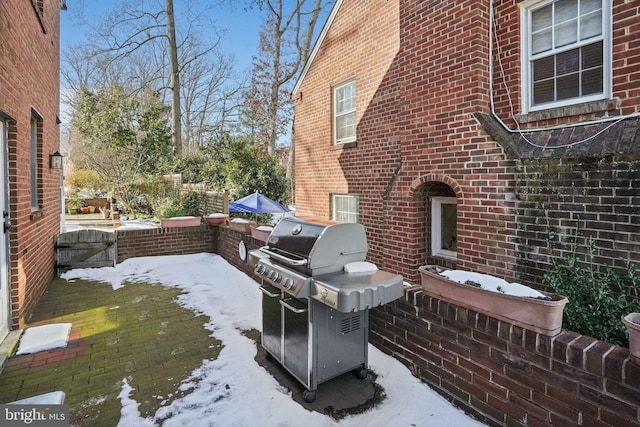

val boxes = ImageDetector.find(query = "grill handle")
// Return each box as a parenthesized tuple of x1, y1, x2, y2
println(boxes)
(259, 285, 280, 298)
(280, 298, 308, 314)
(259, 247, 308, 266)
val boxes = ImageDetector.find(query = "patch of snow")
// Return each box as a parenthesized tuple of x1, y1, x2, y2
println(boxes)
(230, 218, 250, 223)
(116, 379, 156, 427)
(16, 323, 72, 355)
(439, 270, 546, 298)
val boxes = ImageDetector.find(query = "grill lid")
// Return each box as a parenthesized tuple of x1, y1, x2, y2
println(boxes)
(264, 216, 368, 274)
(265, 216, 328, 260)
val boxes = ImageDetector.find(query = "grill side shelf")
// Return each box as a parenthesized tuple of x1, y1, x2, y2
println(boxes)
(312, 270, 404, 313)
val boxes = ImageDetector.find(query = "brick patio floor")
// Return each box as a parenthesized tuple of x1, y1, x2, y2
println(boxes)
(0, 276, 383, 426)
(0, 278, 222, 427)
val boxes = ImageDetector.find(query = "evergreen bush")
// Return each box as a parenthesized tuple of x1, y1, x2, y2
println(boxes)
(544, 219, 640, 347)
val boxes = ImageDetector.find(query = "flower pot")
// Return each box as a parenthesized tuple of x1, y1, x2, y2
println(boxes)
(161, 216, 201, 228)
(88, 206, 96, 214)
(623, 313, 640, 364)
(251, 225, 274, 242)
(419, 265, 568, 336)
(228, 218, 256, 234)
(204, 213, 228, 226)
(80, 207, 89, 214)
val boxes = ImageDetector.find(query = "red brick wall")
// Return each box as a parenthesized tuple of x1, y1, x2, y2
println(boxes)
(491, 0, 640, 127)
(295, 0, 519, 285)
(116, 226, 216, 263)
(295, 0, 640, 285)
(120, 225, 639, 425)
(216, 227, 266, 277)
(371, 289, 640, 427)
(116, 225, 265, 279)
(0, 0, 63, 327)
(293, 0, 400, 219)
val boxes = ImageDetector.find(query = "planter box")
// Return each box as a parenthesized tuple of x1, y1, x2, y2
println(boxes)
(251, 225, 274, 242)
(419, 265, 568, 336)
(623, 313, 640, 364)
(228, 219, 255, 234)
(204, 214, 228, 226)
(161, 216, 201, 228)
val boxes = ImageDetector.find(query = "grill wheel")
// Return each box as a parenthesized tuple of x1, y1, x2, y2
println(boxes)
(303, 390, 316, 403)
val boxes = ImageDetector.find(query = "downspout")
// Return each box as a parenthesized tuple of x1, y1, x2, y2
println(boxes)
(381, 159, 402, 271)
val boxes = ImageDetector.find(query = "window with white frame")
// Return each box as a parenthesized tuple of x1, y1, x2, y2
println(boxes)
(30, 112, 42, 211)
(521, 0, 610, 113)
(332, 194, 359, 223)
(333, 80, 356, 144)
(431, 197, 457, 259)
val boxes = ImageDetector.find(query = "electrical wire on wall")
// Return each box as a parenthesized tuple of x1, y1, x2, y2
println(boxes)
(488, 0, 640, 150)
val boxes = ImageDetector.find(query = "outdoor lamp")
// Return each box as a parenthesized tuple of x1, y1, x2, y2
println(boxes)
(49, 151, 63, 169)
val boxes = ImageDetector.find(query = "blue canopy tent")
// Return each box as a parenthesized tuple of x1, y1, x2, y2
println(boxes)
(228, 192, 291, 214)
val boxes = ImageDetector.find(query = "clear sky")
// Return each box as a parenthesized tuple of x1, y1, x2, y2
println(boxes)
(60, 0, 264, 74)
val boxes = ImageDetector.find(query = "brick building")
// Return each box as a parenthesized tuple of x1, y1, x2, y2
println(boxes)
(292, 0, 640, 289)
(292, 0, 640, 425)
(0, 0, 65, 339)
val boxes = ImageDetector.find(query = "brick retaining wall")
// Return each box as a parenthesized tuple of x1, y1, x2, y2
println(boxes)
(216, 226, 266, 277)
(116, 223, 264, 277)
(370, 288, 640, 427)
(116, 225, 216, 263)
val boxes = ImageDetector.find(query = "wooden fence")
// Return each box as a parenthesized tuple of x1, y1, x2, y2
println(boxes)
(55, 229, 116, 274)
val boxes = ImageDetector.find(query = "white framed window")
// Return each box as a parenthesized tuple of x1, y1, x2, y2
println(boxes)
(520, 0, 611, 113)
(431, 197, 457, 260)
(332, 194, 359, 223)
(30, 112, 42, 211)
(333, 79, 356, 144)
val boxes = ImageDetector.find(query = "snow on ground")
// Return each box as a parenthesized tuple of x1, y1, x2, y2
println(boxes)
(64, 217, 160, 232)
(61, 253, 486, 427)
(15, 323, 72, 355)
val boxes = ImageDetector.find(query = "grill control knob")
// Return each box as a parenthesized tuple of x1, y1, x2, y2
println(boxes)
(283, 278, 295, 290)
(255, 265, 267, 275)
(268, 271, 280, 282)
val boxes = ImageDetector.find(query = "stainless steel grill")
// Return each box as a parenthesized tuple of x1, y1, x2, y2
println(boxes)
(250, 216, 403, 402)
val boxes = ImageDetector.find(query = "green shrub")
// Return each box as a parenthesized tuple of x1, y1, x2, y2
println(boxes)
(544, 228, 640, 347)
(68, 168, 109, 196)
(154, 191, 202, 219)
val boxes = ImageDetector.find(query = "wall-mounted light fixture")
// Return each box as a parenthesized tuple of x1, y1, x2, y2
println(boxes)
(49, 151, 63, 169)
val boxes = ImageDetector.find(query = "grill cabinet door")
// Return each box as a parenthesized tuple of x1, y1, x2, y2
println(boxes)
(261, 284, 282, 360)
(281, 298, 310, 387)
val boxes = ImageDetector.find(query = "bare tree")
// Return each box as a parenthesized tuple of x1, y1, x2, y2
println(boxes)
(179, 37, 248, 152)
(87, 0, 184, 153)
(244, 0, 332, 155)
(165, 0, 182, 155)
(61, 0, 246, 155)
